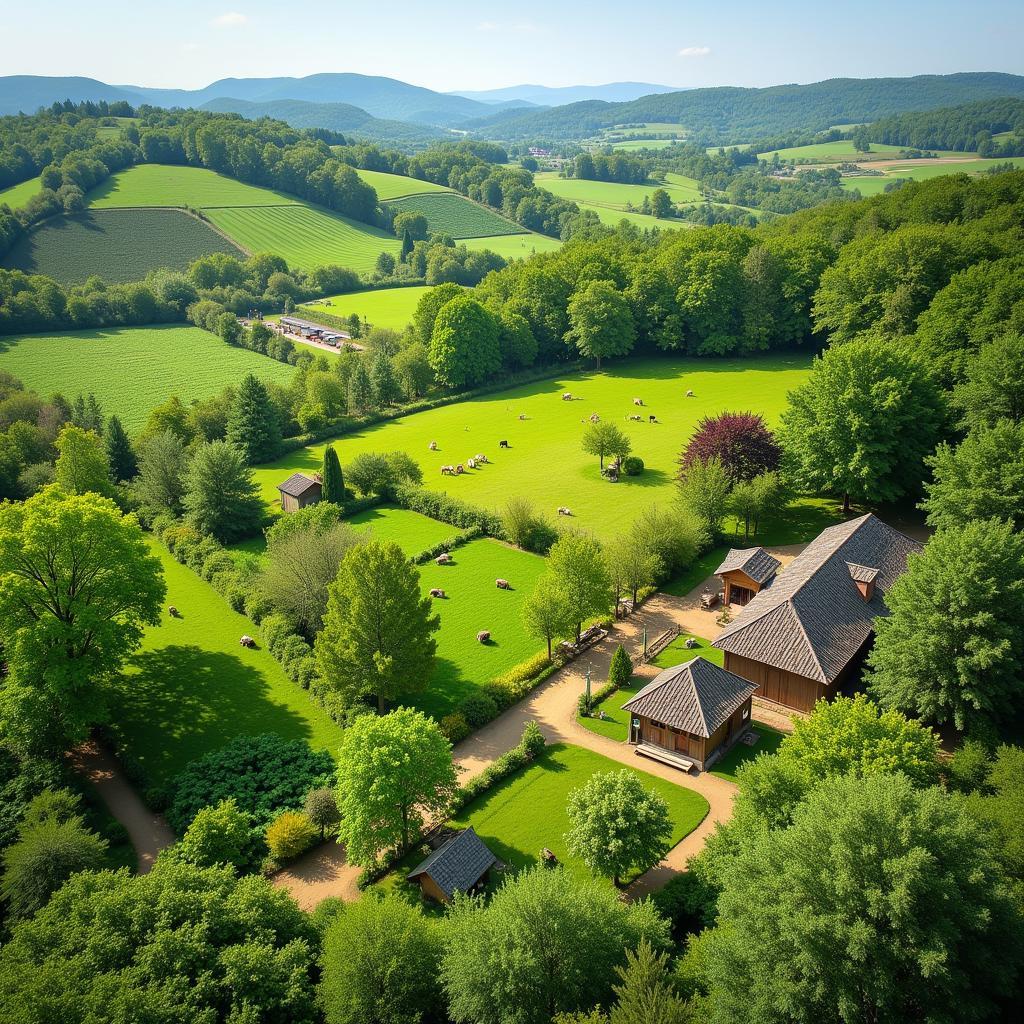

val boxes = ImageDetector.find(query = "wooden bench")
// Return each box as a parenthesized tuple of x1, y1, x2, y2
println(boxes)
(636, 742, 694, 773)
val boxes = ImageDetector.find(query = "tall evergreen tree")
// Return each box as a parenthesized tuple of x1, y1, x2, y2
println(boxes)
(347, 361, 375, 414)
(321, 446, 346, 505)
(400, 228, 414, 262)
(104, 415, 137, 482)
(369, 351, 402, 407)
(226, 374, 280, 465)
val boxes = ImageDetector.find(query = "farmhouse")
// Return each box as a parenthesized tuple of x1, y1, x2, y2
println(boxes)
(713, 514, 920, 713)
(622, 658, 758, 772)
(715, 546, 781, 606)
(408, 826, 497, 904)
(276, 472, 321, 512)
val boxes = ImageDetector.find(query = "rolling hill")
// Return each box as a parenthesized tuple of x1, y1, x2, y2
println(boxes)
(451, 82, 677, 105)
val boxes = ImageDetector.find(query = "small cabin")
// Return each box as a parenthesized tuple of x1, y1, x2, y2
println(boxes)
(277, 472, 322, 513)
(622, 657, 758, 772)
(408, 826, 496, 904)
(714, 546, 781, 607)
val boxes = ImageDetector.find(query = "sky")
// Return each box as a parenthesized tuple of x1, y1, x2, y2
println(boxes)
(6, 0, 1023, 93)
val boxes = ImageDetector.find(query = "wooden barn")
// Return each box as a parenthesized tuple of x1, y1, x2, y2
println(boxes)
(715, 546, 781, 606)
(713, 513, 920, 713)
(408, 826, 496, 904)
(276, 472, 322, 513)
(622, 658, 758, 772)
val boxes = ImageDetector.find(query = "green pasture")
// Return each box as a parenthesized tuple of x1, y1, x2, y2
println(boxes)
(450, 743, 709, 882)
(611, 139, 679, 151)
(841, 156, 1024, 196)
(348, 505, 458, 556)
(250, 355, 812, 543)
(534, 172, 702, 210)
(383, 192, 524, 238)
(355, 168, 452, 200)
(757, 140, 912, 162)
(579, 636, 723, 743)
(0, 209, 243, 285)
(110, 542, 344, 788)
(203, 205, 402, 272)
(461, 232, 562, 259)
(89, 164, 300, 208)
(0, 175, 43, 210)
(0, 325, 295, 433)
(301, 284, 436, 330)
(416, 538, 547, 719)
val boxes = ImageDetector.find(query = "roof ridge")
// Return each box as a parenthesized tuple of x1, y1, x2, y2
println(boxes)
(689, 660, 711, 737)
(787, 600, 827, 683)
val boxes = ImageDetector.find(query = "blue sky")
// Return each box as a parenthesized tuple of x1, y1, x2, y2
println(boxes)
(9, 1, 1023, 92)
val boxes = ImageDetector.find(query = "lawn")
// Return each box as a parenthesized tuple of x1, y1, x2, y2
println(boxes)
(354, 168, 452, 200)
(0, 325, 295, 434)
(349, 505, 458, 556)
(88, 164, 301, 208)
(461, 232, 562, 259)
(203, 204, 402, 272)
(383, 192, 525, 238)
(110, 542, 344, 788)
(450, 743, 709, 882)
(0, 209, 243, 285)
(416, 538, 548, 719)
(301, 285, 437, 331)
(250, 354, 813, 543)
(0, 174, 43, 210)
(708, 724, 785, 783)
(579, 636, 723, 743)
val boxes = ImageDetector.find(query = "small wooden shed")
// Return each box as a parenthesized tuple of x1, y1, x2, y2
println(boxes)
(714, 546, 781, 606)
(277, 472, 322, 513)
(408, 827, 496, 904)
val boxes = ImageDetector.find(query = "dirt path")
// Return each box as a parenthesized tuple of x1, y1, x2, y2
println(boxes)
(69, 741, 175, 874)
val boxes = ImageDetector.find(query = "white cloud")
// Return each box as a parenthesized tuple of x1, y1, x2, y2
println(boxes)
(211, 12, 248, 29)
(678, 46, 711, 58)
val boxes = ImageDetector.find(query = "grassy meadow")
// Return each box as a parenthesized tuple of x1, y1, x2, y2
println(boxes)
(203, 205, 402, 272)
(354, 168, 452, 200)
(383, 192, 525, 238)
(461, 232, 562, 259)
(840, 156, 1024, 196)
(111, 542, 344, 788)
(535, 172, 702, 210)
(0, 209, 243, 284)
(756, 140, 913, 162)
(301, 284, 436, 330)
(89, 165, 300, 207)
(0, 174, 43, 210)
(250, 355, 813, 543)
(0, 325, 295, 433)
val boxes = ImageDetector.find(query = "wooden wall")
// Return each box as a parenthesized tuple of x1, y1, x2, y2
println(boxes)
(723, 652, 827, 713)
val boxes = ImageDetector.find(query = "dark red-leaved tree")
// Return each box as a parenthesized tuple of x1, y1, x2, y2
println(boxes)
(679, 411, 781, 483)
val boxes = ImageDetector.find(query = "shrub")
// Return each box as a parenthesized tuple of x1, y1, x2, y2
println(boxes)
(486, 651, 558, 708)
(460, 692, 499, 729)
(177, 798, 256, 872)
(621, 455, 644, 476)
(265, 810, 319, 862)
(167, 734, 335, 833)
(501, 496, 559, 554)
(440, 713, 471, 744)
(304, 788, 341, 839)
(452, 721, 547, 812)
(649, 871, 719, 941)
(394, 483, 504, 536)
(243, 588, 274, 624)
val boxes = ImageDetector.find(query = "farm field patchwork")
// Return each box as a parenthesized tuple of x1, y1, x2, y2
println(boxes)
(0, 208, 243, 284)
(451, 743, 709, 882)
(416, 538, 548, 719)
(0, 325, 295, 433)
(88, 164, 301, 208)
(461, 232, 562, 259)
(203, 204, 402, 272)
(383, 192, 525, 238)
(0, 174, 43, 210)
(354, 168, 452, 200)
(110, 542, 344, 789)
(250, 355, 813, 543)
(301, 284, 436, 330)
(840, 156, 1024, 196)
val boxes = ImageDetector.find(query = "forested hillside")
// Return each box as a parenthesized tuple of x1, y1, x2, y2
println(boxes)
(869, 97, 1024, 154)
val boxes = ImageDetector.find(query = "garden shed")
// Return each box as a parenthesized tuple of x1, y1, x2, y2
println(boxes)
(408, 826, 497, 904)
(277, 472, 322, 512)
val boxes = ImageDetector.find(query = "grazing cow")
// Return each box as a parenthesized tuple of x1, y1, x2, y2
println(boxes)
(240, 635, 255, 648)
(649, 414, 658, 423)
(168, 606, 179, 618)
(477, 630, 491, 643)
(561, 392, 573, 401)
(428, 440, 438, 451)
(436, 553, 452, 565)
(467, 458, 477, 470)
(557, 506, 572, 516)
(686, 389, 694, 397)
(440, 465, 455, 476)
(496, 578, 510, 590)
(633, 398, 644, 406)
(429, 588, 446, 599)
(589, 413, 600, 423)
(475, 453, 487, 464)
(455, 464, 464, 475)
(499, 439, 509, 448)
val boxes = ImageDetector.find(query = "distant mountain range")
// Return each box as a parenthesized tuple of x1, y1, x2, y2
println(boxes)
(449, 82, 678, 106)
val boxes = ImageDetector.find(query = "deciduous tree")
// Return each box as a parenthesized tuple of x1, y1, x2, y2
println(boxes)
(429, 296, 501, 388)
(952, 332, 1024, 429)
(566, 280, 636, 369)
(182, 440, 264, 543)
(134, 429, 188, 517)
(547, 532, 612, 641)
(581, 421, 632, 471)
(54, 424, 112, 496)
(522, 573, 572, 659)
(677, 456, 731, 536)
(679, 412, 780, 484)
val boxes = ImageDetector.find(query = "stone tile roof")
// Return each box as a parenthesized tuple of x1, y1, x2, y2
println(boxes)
(622, 657, 758, 738)
(277, 473, 320, 498)
(408, 826, 496, 900)
(713, 514, 921, 684)
(715, 546, 781, 585)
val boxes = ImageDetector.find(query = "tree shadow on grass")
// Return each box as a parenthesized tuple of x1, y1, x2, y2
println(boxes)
(114, 645, 318, 785)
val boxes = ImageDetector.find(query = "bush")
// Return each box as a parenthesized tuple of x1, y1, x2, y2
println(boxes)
(166, 734, 335, 834)
(440, 713, 471, 743)
(265, 810, 319, 862)
(177, 798, 257, 872)
(486, 651, 558, 709)
(452, 722, 547, 812)
(649, 871, 719, 941)
(502, 496, 559, 554)
(304, 788, 341, 838)
(460, 692, 499, 729)
(948, 740, 993, 794)
(621, 455, 644, 476)
(394, 483, 504, 536)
